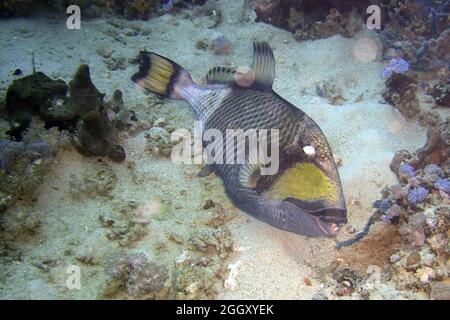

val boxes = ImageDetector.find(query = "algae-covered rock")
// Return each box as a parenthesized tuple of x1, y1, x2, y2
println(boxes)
(73, 111, 125, 162)
(4, 64, 128, 162)
(6, 72, 68, 125)
(0, 138, 55, 214)
(68, 64, 104, 116)
(383, 73, 420, 121)
(432, 78, 450, 108)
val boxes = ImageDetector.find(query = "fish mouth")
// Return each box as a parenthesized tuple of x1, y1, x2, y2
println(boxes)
(316, 219, 343, 236)
(313, 208, 347, 236)
(263, 200, 347, 237)
(283, 198, 347, 236)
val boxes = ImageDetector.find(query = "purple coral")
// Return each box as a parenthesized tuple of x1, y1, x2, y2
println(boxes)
(423, 164, 443, 177)
(374, 198, 391, 213)
(399, 163, 415, 178)
(434, 178, 450, 193)
(407, 187, 429, 204)
(382, 58, 410, 78)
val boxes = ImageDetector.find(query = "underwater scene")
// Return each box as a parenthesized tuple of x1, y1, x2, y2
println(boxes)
(0, 0, 448, 300)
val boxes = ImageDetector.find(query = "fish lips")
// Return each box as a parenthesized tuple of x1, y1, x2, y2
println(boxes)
(275, 200, 346, 237)
(285, 198, 347, 235)
(307, 208, 347, 236)
(316, 217, 346, 236)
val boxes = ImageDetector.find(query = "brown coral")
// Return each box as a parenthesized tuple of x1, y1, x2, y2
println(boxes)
(383, 73, 420, 121)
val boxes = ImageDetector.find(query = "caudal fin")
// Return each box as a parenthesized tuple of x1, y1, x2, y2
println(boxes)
(131, 51, 192, 100)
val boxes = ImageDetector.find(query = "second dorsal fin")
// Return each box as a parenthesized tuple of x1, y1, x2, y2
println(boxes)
(250, 41, 275, 90)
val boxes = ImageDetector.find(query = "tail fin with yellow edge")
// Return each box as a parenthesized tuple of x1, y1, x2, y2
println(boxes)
(131, 50, 192, 100)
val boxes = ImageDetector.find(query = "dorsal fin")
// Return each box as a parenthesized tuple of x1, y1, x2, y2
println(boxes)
(205, 42, 276, 90)
(205, 66, 236, 85)
(250, 41, 275, 90)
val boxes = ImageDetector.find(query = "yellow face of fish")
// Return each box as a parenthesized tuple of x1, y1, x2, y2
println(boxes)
(267, 163, 339, 203)
(265, 127, 347, 230)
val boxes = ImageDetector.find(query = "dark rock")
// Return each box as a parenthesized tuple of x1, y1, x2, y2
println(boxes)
(6, 72, 68, 125)
(73, 111, 125, 163)
(432, 78, 450, 107)
(383, 73, 419, 121)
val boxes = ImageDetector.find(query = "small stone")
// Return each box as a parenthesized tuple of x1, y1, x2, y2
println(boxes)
(203, 199, 215, 210)
(406, 251, 421, 267)
(342, 280, 352, 288)
(390, 253, 401, 263)
(417, 267, 436, 284)
(345, 225, 356, 234)
(212, 35, 233, 55)
(154, 118, 166, 127)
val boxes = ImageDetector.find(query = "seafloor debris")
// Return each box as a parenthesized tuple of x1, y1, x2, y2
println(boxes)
(1, 204, 41, 241)
(329, 122, 448, 299)
(105, 251, 169, 297)
(144, 126, 173, 158)
(68, 161, 118, 200)
(315, 80, 346, 106)
(0, 120, 66, 214)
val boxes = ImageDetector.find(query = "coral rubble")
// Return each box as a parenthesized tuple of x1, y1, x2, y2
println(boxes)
(105, 251, 169, 297)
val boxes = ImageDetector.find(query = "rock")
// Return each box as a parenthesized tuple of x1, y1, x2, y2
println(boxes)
(416, 267, 436, 284)
(212, 35, 233, 55)
(432, 78, 450, 107)
(430, 281, 450, 300)
(383, 73, 419, 121)
(406, 251, 420, 268)
(6, 72, 68, 125)
(390, 253, 401, 263)
(73, 111, 125, 162)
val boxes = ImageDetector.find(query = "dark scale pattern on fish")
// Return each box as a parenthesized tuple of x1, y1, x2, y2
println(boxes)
(202, 88, 309, 197)
(204, 88, 304, 148)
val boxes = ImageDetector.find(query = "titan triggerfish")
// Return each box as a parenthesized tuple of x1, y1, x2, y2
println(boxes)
(131, 42, 347, 237)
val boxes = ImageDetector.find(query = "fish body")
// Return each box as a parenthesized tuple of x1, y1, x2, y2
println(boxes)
(132, 42, 347, 237)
